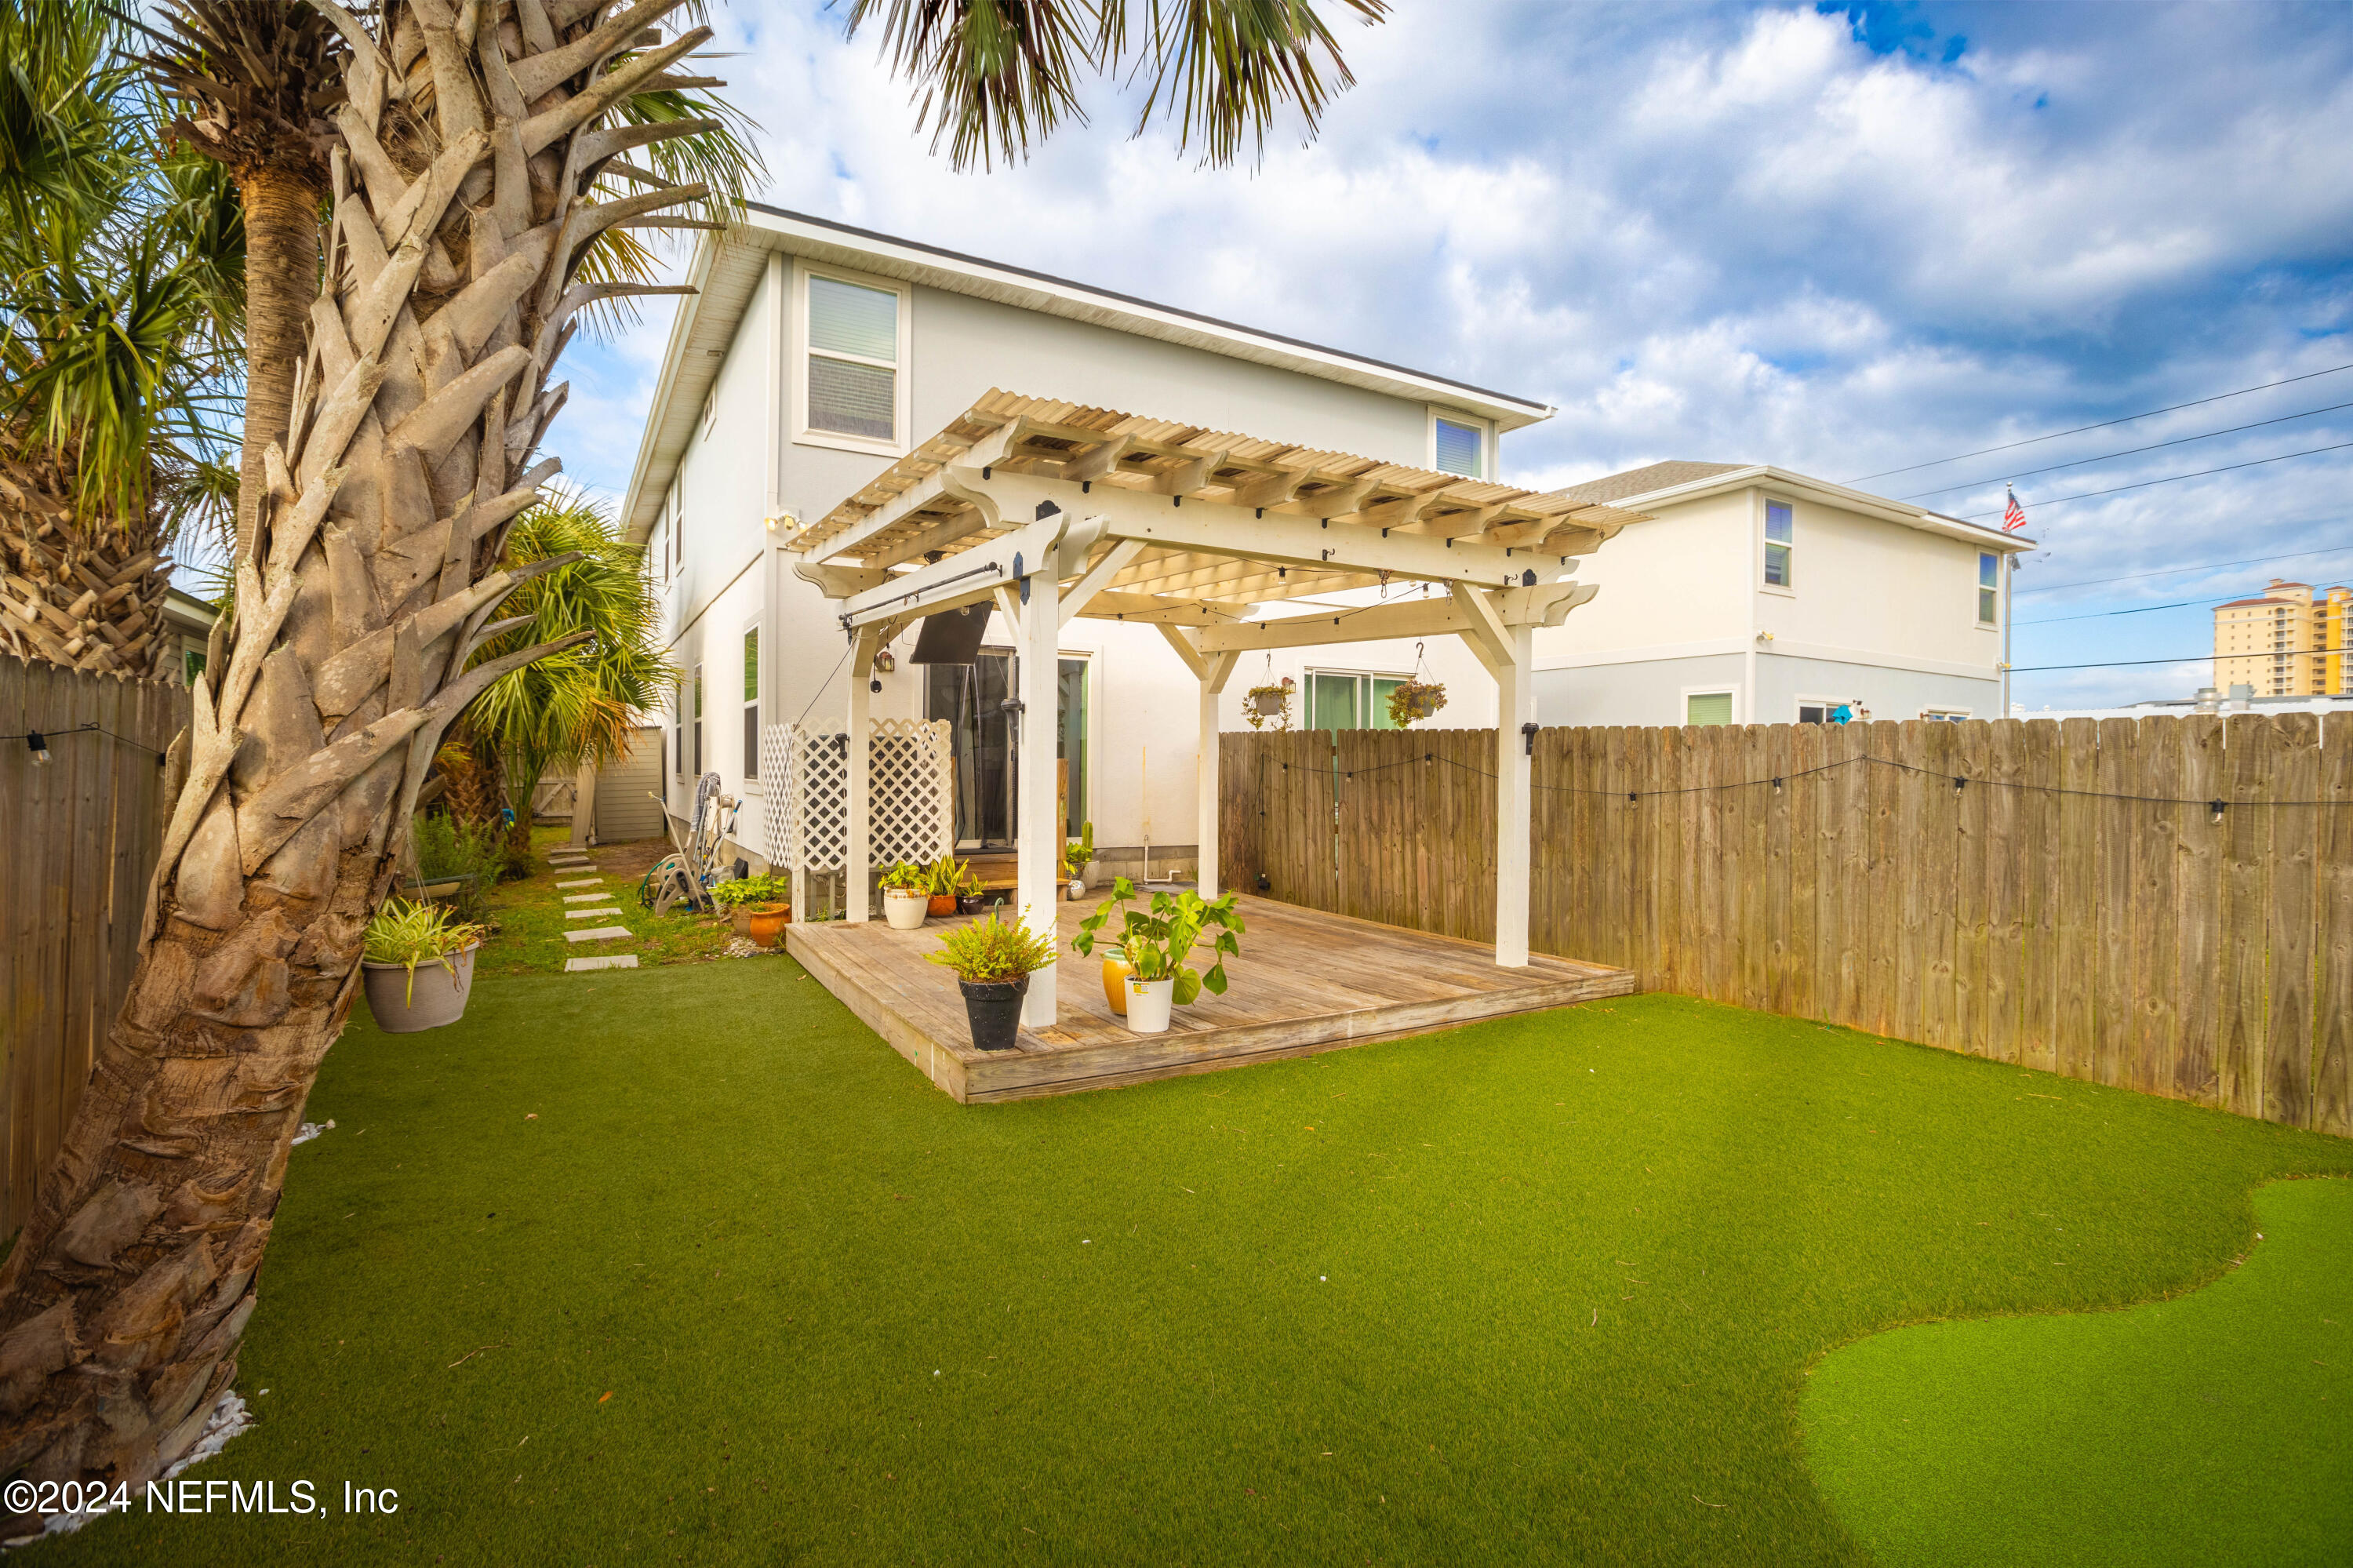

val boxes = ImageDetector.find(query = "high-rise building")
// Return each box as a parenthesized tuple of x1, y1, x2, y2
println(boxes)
(2213, 579, 2348, 696)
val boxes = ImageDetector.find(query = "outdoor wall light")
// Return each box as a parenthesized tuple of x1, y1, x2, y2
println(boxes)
(1521, 722, 1539, 756)
(25, 732, 49, 766)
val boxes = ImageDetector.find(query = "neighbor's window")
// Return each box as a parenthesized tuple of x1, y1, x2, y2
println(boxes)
(742, 629, 760, 780)
(1763, 500, 1794, 588)
(807, 274, 900, 443)
(1797, 700, 1829, 725)
(184, 647, 205, 686)
(1923, 708, 1970, 722)
(1434, 417, 1484, 478)
(1686, 691, 1734, 726)
(1978, 551, 1998, 625)
(1307, 671, 1409, 733)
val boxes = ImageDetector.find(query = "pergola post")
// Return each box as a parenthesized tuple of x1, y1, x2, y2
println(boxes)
(1495, 623, 1536, 967)
(1015, 560, 1061, 1028)
(843, 624, 880, 922)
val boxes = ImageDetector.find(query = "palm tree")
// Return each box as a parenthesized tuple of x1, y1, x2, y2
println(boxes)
(0, 0, 1386, 1508)
(457, 487, 674, 860)
(0, 0, 242, 677)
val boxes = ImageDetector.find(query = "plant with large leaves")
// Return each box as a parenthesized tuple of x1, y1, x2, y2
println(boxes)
(0, 0, 1387, 1515)
(0, 0, 243, 676)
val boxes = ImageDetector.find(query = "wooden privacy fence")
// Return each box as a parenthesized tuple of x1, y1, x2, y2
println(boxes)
(1220, 714, 2353, 1137)
(0, 656, 189, 1235)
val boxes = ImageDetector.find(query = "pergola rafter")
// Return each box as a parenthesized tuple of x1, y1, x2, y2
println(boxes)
(786, 391, 1650, 1030)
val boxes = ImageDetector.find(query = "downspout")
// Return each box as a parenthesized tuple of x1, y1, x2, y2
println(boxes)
(1744, 488, 1761, 722)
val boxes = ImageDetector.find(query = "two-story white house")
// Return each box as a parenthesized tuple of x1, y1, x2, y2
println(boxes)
(618, 206, 2029, 885)
(1531, 461, 2031, 728)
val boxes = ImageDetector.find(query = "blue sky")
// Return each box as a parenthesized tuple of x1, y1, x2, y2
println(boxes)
(559, 0, 2353, 709)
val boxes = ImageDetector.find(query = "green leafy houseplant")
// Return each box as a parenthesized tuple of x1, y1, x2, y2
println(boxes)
(878, 860, 929, 892)
(362, 900, 488, 1007)
(1072, 877, 1245, 1005)
(1060, 822, 1095, 882)
(711, 874, 790, 911)
(926, 910, 1059, 984)
(925, 854, 974, 896)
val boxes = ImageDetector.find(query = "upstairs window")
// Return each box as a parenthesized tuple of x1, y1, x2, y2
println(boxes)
(1763, 500, 1794, 588)
(1433, 416, 1485, 478)
(1686, 690, 1734, 726)
(1978, 551, 1998, 625)
(806, 273, 903, 446)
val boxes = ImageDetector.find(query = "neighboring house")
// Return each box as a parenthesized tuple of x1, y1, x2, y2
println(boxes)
(1530, 462, 2033, 728)
(619, 207, 1549, 872)
(158, 586, 216, 687)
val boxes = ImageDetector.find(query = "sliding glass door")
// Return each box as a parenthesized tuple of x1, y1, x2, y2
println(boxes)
(924, 653, 1087, 849)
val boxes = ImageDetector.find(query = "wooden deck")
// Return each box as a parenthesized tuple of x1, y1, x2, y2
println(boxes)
(786, 893, 1637, 1102)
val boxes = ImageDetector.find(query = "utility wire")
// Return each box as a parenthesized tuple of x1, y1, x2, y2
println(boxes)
(1895, 397, 2353, 501)
(2013, 542, 2353, 595)
(1958, 438, 2353, 522)
(2015, 598, 2206, 626)
(2007, 647, 2351, 673)
(1846, 360, 2353, 483)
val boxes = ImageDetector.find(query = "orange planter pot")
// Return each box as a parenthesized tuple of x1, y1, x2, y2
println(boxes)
(746, 904, 791, 948)
(1101, 951, 1136, 1016)
(929, 893, 958, 918)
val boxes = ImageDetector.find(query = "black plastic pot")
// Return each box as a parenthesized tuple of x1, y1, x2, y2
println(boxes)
(959, 975, 1030, 1052)
(956, 893, 986, 915)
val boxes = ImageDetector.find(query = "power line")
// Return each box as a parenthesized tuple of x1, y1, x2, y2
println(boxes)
(1895, 397, 2353, 502)
(1846, 360, 2353, 484)
(1959, 438, 2353, 522)
(2007, 645, 2351, 674)
(2014, 598, 2206, 626)
(2013, 543, 2353, 595)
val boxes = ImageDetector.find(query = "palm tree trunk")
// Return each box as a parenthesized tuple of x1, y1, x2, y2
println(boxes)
(233, 167, 322, 565)
(0, 456, 173, 678)
(0, 0, 718, 1508)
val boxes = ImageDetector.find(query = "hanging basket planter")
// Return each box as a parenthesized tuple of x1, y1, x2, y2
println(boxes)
(1244, 676, 1295, 730)
(1387, 678, 1448, 727)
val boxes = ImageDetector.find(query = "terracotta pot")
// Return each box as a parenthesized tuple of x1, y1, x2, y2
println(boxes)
(362, 944, 479, 1033)
(1124, 975, 1174, 1034)
(1101, 948, 1134, 1016)
(746, 903, 790, 948)
(882, 886, 929, 930)
(928, 893, 958, 918)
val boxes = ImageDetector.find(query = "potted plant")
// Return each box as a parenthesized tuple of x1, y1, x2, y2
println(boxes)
(1072, 878, 1246, 1035)
(1060, 821, 1095, 899)
(925, 909, 1057, 1052)
(878, 860, 930, 930)
(924, 855, 968, 918)
(362, 900, 488, 1032)
(953, 862, 988, 915)
(1243, 675, 1295, 730)
(713, 874, 791, 946)
(1387, 677, 1447, 726)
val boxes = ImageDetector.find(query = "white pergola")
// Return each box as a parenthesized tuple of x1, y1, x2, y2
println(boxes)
(787, 391, 1649, 1027)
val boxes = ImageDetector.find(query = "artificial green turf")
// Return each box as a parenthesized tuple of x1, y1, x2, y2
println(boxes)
(1803, 1175, 2352, 1567)
(35, 970, 2352, 1566)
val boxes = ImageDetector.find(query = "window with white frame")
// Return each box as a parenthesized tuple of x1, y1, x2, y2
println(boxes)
(1763, 500, 1794, 589)
(1977, 551, 1998, 625)
(1922, 708, 1971, 722)
(1685, 689, 1735, 726)
(1305, 668, 1411, 732)
(741, 628, 760, 780)
(672, 676, 686, 778)
(1432, 414, 1486, 478)
(691, 664, 704, 777)
(803, 271, 906, 448)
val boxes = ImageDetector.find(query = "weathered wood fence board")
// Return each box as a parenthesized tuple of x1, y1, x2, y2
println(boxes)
(1220, 713, 2353, 1137)
(1, 656, 188, 1235)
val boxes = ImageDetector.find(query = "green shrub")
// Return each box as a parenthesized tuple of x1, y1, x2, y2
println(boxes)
(711, 874, 791, 910)
(413, 813, 505, 884)
(925, 909, 1058, 984)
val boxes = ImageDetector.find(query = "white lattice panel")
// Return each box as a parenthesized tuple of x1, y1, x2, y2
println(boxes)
(763, 719, 952, 874)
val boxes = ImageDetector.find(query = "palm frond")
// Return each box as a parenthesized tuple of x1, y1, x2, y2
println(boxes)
(845, 0, 1387, 172)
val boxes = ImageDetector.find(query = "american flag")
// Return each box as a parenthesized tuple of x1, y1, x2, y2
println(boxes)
(2002, 484, 2027, 533)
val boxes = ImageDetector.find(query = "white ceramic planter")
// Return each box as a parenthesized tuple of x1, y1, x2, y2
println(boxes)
(362, 943, 478, 1033)
(1124, 975, 1175, 1034)
(882, 886, 929, 931)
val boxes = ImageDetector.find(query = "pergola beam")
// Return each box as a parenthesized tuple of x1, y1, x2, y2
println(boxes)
(1195, 582, 1595, 654)
(838, 508, 1073, 628)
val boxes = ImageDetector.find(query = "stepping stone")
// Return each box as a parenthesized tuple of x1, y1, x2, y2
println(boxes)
(564, 925, 633, 944)
(565, 907, 622, 919)
(565, 955, 638, 972)
(556, 878, 602, 889)
(562, 892, 609, 903)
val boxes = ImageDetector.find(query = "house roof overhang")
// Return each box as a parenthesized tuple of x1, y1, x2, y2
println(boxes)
(1603, 464, 2038, 552)
(617, 209, 1556, 546)
(784, 391, 1648, 651)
